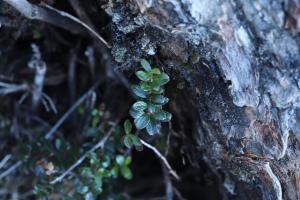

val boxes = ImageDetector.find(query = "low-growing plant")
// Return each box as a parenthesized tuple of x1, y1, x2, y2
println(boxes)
(123, 59, 172, 148)
(2, 59, 173, 200)
(32, 108, 133, 200)
(130, 59, 172, 135)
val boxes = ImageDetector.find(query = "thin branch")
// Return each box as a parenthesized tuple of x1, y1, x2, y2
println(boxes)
(0, 155, 11, 169)
(50, 124, 116, 184)
(140, 139, 180, 181)
(0, 82, 28, 95)
(162, 163, 173, 200)
(41, 92, 58, 113)
(172, 187, 187, 200)
(0, 161, 22, 180)
(28, 44, 47, 109)
(2, 0, 110, 48)
(44, 80, 102, 140)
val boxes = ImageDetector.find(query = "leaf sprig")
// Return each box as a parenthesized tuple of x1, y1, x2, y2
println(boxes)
(128, 59, 172, 136)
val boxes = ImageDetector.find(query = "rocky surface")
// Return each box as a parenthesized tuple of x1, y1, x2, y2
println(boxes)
(104, 0, 300, 199)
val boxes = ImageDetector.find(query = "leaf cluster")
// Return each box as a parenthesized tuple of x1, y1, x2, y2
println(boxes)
(129, 59, 172, 135)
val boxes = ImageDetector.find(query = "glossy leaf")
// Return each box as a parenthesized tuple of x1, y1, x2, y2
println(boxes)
(132, 85, 147, 98)
(151, 68, 161, 74)
(152, 95, 169, 104)
(153, 111, 172, 122)
(124, 156, 132, 165)
(132, 101, 147, 111)
(141, 59, 151, 71)
(94, 171, 103, 189)
(129, 109, 144, 119)
(152, 73, 170, 86)
(55, 138, 61, 150)
(116, 155, 125, 166)
(123, 120, 132, 134)
(121, 165, 133, 179)
(140, 82, 152, 91)
(146, 119, 158, 135)
(152, 87, 164, 94)
(147, 103, 159, 114)
(130, 134, 142, 147)
(110, 164, 119, 178)
(136, 71, 150, 81)
(123, 135, 133, 148)
(134, 114, 150, 129)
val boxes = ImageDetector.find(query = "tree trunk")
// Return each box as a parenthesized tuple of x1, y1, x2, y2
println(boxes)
(105, 0, 300, 199)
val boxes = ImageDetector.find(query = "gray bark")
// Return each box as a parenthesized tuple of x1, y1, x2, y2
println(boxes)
(105, 0, 300, 199)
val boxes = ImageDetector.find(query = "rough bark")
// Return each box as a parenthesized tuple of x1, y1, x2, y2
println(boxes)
(104, 0, 300, 199)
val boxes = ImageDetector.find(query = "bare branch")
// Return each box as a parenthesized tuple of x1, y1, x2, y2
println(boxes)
(0, 82, 28, 95)
(0, 155, 11, 169)
(0, 161, 22, 180)
(28, 44, 47, 109)
(44, 80, 102, 140)
(50, 124, 116, 184)
(140, 139, 180, 181)
(162, 163, 174, 200)
(2, 0, 110, 48)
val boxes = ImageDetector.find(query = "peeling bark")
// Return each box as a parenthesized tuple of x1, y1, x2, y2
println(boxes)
(104, 0, 300, 199)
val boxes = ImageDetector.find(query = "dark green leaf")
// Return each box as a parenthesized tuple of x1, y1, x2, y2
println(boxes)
(124, 156, 132, 165)
(94, 171, 103, 189)
(129, 134, 142, 147)
(129, 109, 144, 119)
(136, 71, 150, 81)
(121, 165, 133, 179)
(152, 95, 169, 104)
(132, 101, 147, 111)
(141, 59, 151, 71)
(116, 155, 125, 166)
(146, 118, 158, 135)
(110, 164, 119, 178)
(132, 85, 147, 98)
(91, 109, 98, 116)
(151, 68, 161, 74)
(147, 103, 157, 114)
(123, 135, 133, 148)
(55, 138, 61, 150)
(101, 156, 111, 168)
(153, 111, 172, 122)
(152, 73, 170, 86)
(134, 114, 150, 129)
(152, 87, 164, 94)
(140, 82, 152, 91)
(123, 120, 132, 134)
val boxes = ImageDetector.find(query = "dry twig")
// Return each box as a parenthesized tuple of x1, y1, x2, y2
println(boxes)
(50, 124, 116, 184)
(2, 0, 110, 48)
(140, 139, 180, 181)
(44, 80, 102, 140)
(0, 161, 22, 180)
(0, 155, 11, 169)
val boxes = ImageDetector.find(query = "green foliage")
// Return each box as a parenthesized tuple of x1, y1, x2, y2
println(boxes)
(72, 153, 133, 199)
(32, 108, 134, 200)
(130, 59, 172, 135)
(123, 120, 143, 151)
